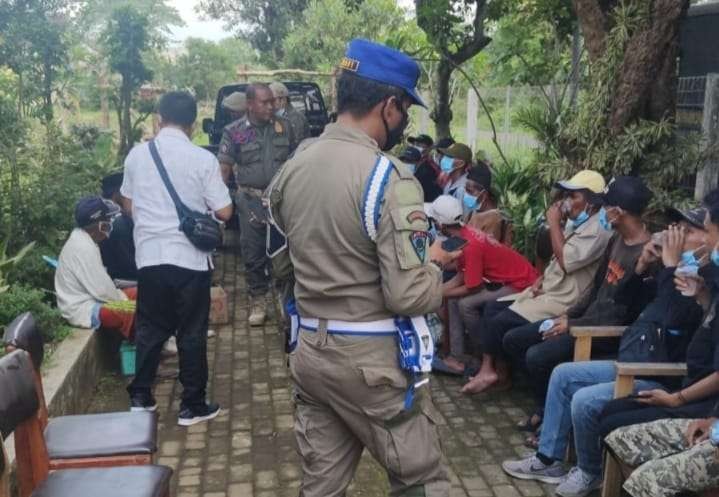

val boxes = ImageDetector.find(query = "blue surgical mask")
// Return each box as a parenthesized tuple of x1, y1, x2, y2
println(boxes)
(572, 209, 590, 228)
(599, 207, 613, 232)
(463, 192, 478, 211)
(681, 250, 700, 268)
(440, 156, 455, 173)
(405, 163, 417, 174)
(711, 248, 719, 267)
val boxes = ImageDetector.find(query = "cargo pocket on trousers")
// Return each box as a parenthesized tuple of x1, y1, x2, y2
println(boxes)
(357, 366, 410, 478)
(292, 390, 317, 465)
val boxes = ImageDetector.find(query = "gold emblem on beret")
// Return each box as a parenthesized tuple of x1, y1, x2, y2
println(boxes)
(340, 57, 360, 72)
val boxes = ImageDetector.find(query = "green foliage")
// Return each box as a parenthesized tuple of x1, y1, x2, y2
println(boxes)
(152, 38, 259, 101)
(103, 5, 153, 160)
(520, 1, 704, 212)
(283, 0, 408, 71)
(491, 160, 547, 258)
(0, 0, 70, 120)
(0, 285, 70, 345)
(0, 240, 35, 294)
(198, 0, 309, 65)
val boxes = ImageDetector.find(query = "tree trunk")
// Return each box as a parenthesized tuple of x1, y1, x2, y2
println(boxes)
(118, 79, 133, 160)
(100, 72, 110, 129)
(431, 59, 453, 140)
(608, 0, 688, 133)
(42, 53, 54, 123)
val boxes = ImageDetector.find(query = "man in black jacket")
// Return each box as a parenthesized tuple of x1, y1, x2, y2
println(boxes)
(501, 210, 706, 497)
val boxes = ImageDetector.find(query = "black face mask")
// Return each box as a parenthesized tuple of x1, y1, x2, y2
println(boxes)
(381, 99, 409, 152)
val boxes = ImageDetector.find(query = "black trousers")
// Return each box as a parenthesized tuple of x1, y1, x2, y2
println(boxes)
(598, 395, 719, 439)
(468, 300, 528, 357)
(128, 264, 211, 409)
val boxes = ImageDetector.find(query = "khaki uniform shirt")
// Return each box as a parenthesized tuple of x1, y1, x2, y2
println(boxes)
(284, 106, 310, 144)
(269, 123, 443, 321)
(507, 213, 613, 323)
(217, 117, 295, 190)
(466, 208, 513, 246)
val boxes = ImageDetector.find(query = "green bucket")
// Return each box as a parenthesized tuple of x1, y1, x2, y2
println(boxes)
(120, 341, 136, 376)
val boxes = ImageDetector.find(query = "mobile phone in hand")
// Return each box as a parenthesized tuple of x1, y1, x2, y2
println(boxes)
(441, 236, 468, 252)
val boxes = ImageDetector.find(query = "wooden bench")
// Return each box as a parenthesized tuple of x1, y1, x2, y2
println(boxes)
(570, 326, 626, 362)
(3, 312, 157, 470)
(0, 350, 172, 497)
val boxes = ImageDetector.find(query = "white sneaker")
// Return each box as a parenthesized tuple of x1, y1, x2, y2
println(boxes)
(555, 467, 602, 497)
(249, 299, 266, 326)
(207, 329, 216, 338)
(162, 336, 178, 355)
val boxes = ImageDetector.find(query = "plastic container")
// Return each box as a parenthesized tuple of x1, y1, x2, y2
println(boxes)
(120, 341, 136, 376)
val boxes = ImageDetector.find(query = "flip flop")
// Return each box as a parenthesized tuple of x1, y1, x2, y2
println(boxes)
(431, 357, 464, 376)
(516, 413, 543, 432)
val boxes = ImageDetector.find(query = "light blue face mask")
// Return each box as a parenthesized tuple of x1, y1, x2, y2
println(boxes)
(463, 192, 478, 211)
(682, 250, 700, 268)
(440, 156, 455, 174)
(406, 163, 417, 174)
(712, 248, 719, 267)
(572, 209, 590, 228)
(599, 207, 613, 232)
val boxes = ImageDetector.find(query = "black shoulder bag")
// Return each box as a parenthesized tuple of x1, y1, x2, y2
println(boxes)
(148, 140, 223, 252)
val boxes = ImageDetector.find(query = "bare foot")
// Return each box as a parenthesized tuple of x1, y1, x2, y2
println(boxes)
(461, 372, 498, 395)
(443, 356, 465, 374)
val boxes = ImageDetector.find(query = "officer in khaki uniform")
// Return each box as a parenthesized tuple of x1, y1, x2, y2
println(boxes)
(269, 39, 457, 497)
(222, 91, 247, 122)
(218, 83, 296, 325)
(270, 82, 310, 144)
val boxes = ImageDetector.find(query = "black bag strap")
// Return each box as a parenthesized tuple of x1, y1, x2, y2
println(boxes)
(148, 139, 187, 220)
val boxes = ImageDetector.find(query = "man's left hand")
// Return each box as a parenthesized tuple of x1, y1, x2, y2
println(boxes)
(685, 417, 717, 446)
(542, 315, 568, 340)
(636, 389, 683, 408)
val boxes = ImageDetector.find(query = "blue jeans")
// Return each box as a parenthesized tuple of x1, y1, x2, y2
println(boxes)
(538, 361, 664, 478)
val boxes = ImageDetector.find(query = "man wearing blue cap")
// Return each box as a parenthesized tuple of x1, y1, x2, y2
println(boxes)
(268, 39, 454, 496)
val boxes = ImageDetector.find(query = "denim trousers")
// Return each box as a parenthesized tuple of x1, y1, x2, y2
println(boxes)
(538, 360, 663, 478)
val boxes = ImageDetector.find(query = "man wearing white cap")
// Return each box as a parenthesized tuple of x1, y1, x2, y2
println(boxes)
(462, 170, 613, 394)
(426, 196, 539, 375)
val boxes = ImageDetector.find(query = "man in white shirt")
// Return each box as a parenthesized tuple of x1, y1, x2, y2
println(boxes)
(121, 91, 232, 426)
(55, 197, 137, 339)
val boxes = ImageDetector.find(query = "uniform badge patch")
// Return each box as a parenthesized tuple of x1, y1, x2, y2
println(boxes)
(340, 57, 360, 72)
(232, 128, 256, 144)
(406, 210, 428, 224)
(409, 231, 429, 263)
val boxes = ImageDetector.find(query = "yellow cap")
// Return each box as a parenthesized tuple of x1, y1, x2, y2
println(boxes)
(556, 170, 605, 194)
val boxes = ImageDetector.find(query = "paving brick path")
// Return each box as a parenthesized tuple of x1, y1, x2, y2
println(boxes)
(88, 241, 557, 497)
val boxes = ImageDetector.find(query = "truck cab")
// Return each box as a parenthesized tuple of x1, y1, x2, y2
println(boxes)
(202, 81, 329, 154)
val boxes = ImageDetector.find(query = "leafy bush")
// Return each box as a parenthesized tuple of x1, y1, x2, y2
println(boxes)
(491, 159, 548, 260)
(0, 285, 70, 345)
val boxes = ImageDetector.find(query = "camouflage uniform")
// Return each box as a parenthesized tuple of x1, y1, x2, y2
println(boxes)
(605, 418, 719, 497)
(217, 117, 295, 298)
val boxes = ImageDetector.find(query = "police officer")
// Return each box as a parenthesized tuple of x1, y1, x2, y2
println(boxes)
(218, 83, 295, 326)
(270, 81, 310, 143)
(222, 91, 247, 122)
(269, 39, 457, 497)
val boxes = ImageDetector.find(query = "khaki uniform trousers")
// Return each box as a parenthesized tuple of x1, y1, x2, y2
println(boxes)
(290, 326, 450, 497)
(605, 418, 719, 497)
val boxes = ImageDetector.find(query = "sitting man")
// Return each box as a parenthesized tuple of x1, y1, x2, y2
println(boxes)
(604, 410, 719, 497)
(502, 209, 708, 497)
(428, 195, 539, 374)
(56, 197, 136, 340)
(100, 172, 137, 281)
(415, 136, 451, 202)
(464, 163, 513, 245)
(438, 142, 473, 213)
(463, 170, 612, 394)
(502, 176, 652, 435)
(598, 190, 719, 442)
(398, 146, 421, 175)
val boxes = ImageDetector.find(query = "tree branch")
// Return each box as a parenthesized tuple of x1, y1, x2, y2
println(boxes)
(450, 0, 492, 65)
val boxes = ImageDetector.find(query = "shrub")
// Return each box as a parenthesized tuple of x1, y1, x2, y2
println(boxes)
(0, 285, 70, 345)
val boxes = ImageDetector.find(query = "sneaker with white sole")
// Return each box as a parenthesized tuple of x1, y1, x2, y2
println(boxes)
(178, 402, 221, 427)
(130, 395, 158, 412)
(502, 455, 567, 484)
(248, 298, 267, 326)
(555, 467, 602, 497)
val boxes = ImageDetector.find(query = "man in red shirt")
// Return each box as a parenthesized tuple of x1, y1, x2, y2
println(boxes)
(426, 195, 539, 374)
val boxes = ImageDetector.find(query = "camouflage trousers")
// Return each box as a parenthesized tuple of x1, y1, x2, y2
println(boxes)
(605, 418, 719, 497)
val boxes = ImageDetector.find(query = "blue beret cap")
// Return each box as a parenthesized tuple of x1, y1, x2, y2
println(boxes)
(341, 38, 426, 108)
